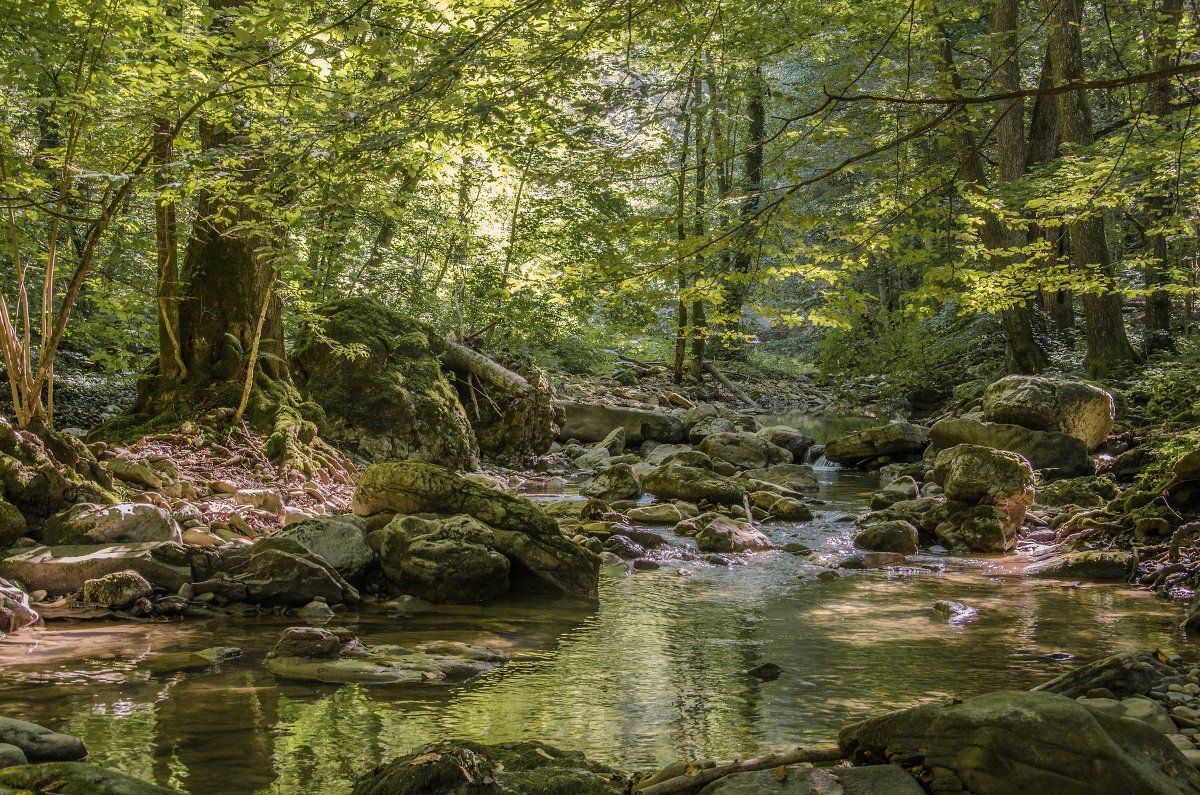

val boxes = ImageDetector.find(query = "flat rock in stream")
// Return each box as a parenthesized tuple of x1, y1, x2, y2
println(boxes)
(557, 401, 685, 445)
(0, 543, 192, 596)
(263, 627, 507, 685)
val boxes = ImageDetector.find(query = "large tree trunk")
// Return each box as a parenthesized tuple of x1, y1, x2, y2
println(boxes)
(937, 23, 1046, 374)
(1043, 0, 1140, 377)
(1143, 0, 1185, 349)
(174, 122, 286, 391)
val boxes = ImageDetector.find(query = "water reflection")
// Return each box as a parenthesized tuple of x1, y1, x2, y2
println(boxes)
(0, 469, 1189, 793)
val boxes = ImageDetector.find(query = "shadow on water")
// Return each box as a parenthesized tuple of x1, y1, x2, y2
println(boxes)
(0, 462, 1190, 793)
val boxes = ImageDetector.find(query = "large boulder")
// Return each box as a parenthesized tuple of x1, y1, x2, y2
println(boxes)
(290, 297, 479, 469)
(695, 518, 772, 553)
(0, 762, 183, 794)
(643, 463, 748, 506)
(81, 570, 153, 608)
(982, 375, 1115, 449)
(219, 536, 360, 607)
(42, 503, 181, 546)
(351, 741, 626, 795)
(934, 504, 1014, 553)
(825, 422, 929, 467)
(354, 462, 557, 536)
(838, 690, 1200, 794)
(930, 416, 1091, 478)
(372, 515, 510, 603)
(854, 520, 919, 555)
(756, 426, 816, 462)
(579, 464, 642, 501)
(0, 542, 192, 596)
(0, 498, 26, 549)
(699, 432, 790, 471)
(455, 352, 561, 467)
(275, 515, 374, 582)
(557, 401, 685, 444)
(355, 463, 599, 602)
(930, 445, 1034, 552)
(931, 444, 1034, 511)
(0, 717, 86, 762)
(0, 418, 114, 519)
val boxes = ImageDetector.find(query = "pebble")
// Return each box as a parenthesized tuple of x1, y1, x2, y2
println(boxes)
(816, 570, 840, 582)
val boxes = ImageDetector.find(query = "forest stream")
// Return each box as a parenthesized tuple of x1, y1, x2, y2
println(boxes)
(0, 417, 1187, 795)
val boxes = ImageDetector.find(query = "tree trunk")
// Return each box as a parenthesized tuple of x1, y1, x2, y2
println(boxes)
(721, 64, 765, 359)
(153, 115, 185, 383)
(673, 72, 695, 384)
(173, 122, 285, 392)
(689, 74, 708, 380)
(1143, 0, 1184, 349)
(1043, 0, 1140, 377)
(937, 23, 1046, 373)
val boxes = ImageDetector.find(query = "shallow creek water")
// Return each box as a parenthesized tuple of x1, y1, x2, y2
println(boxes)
(0, 446, 1192, 793)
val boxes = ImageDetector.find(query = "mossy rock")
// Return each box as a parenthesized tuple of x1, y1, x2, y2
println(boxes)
(453, 351, 562, 468)
(0, 761, 182, 794)
(351, 740, 628, 795)
(1036, 475, 1119, 508)
(291, 297, 479, 470)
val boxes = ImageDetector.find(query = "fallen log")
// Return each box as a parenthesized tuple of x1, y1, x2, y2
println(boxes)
(703, 362, 761, 410)
(636, 744, 845, 794)
(438, 337, 532, 397)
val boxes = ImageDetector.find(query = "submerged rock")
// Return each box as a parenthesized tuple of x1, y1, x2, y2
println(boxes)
(351, 740, 627, 795)
(839, 689, 1200, 794)
(264, 627, 507, 686)
(697, 766, 924, 794)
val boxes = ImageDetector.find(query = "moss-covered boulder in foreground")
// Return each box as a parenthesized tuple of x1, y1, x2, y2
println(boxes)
(291, 298, 479, 470)
(351, 740, 628, 795)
